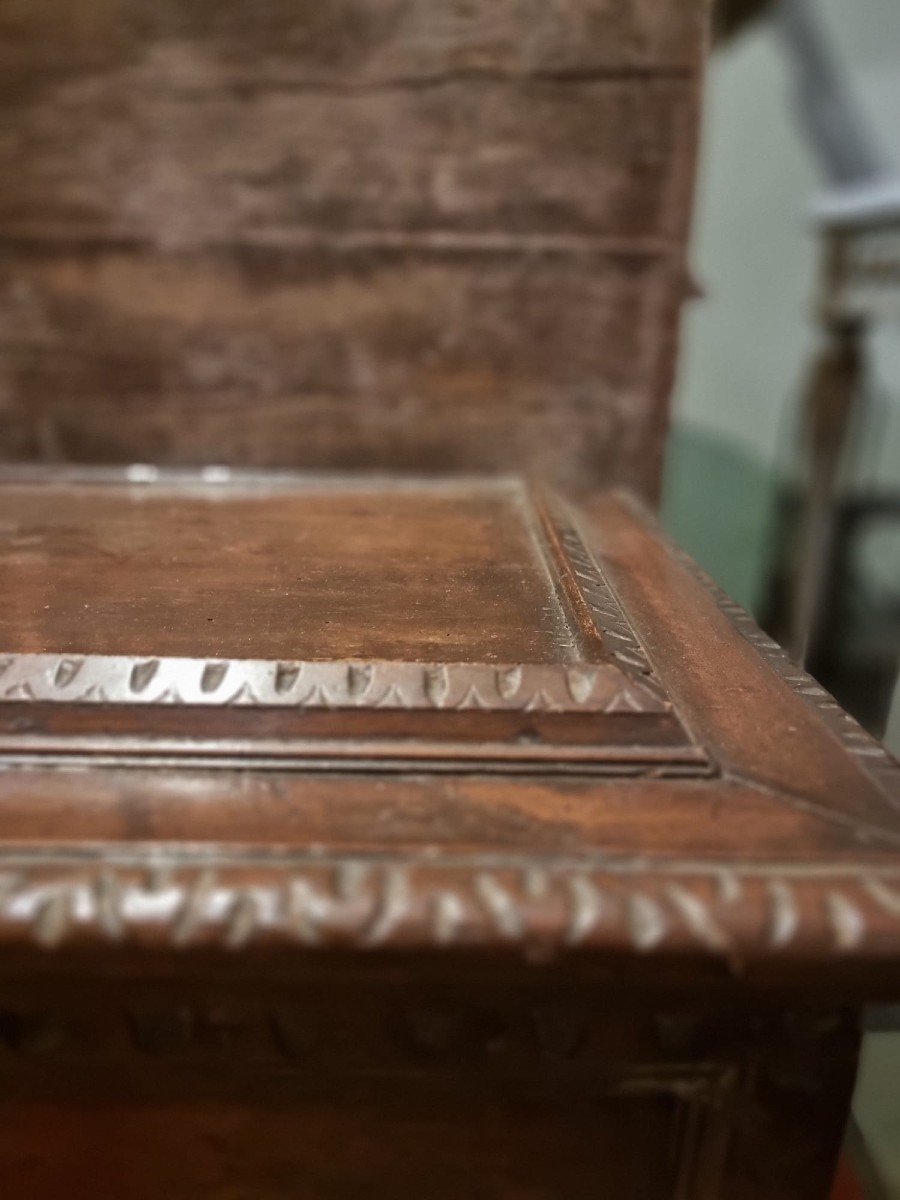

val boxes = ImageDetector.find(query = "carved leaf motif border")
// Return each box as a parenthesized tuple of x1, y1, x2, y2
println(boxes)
(0, 655, 667, 714)
(2, 851, 900, 961)
(0, 494, 674, 718)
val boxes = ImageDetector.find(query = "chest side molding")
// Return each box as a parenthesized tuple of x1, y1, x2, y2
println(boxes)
(0, 852, 897, 967)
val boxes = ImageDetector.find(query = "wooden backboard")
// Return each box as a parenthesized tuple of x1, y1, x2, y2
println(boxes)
(0, 0, 708, 497)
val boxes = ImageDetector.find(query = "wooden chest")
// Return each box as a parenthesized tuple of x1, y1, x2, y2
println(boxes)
(2, 2, 898, 1195)
(0, 466, 898, 1198)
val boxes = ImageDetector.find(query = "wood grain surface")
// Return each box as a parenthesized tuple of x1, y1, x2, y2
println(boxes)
(0, 471, 696, 768)
(0, 469, 893, 1198)
(0, 479, 571, 661)
(0, 0, 708, 495)
(0, 472, 897, 973)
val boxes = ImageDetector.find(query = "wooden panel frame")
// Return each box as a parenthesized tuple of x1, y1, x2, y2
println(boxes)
(0, 478, 896, 981)
(0, 469, 704, 772)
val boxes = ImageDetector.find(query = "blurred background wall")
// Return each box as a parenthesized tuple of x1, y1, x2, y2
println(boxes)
(661, 0, 900, 1190)
(664, 0, 900, 618)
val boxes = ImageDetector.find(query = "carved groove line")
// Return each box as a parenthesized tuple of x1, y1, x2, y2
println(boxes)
(2, 858, 900, 959)
(542, 499, 667, 700)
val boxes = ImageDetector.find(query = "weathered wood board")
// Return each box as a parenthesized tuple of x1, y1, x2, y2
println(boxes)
(0, 0, 708, 495)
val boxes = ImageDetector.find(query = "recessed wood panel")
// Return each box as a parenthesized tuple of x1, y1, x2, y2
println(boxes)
(0, 470, 702, 769)
(0, 480, 571, 662)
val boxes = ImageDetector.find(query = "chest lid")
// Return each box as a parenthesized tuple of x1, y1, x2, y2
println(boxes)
(1, 468, 900, 973)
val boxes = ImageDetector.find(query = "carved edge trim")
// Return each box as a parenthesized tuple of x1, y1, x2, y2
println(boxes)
(0, 656, 667, 714)
(539, 494, 667, 694)
(3, 851, 900, 962)
(668, 542, 900, 804)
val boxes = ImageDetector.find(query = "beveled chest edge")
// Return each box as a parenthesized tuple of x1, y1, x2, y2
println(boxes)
(0, 485, 897, 985)
(2, 847, 900, 968)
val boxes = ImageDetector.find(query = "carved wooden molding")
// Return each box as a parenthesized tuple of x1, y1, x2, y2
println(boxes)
(0, 655, 666, 714)
(535, 491, 667, 692)
(0, 490, 668, 717)
(670, 541, 900, 803)
(0, 475, 708, 772)
(3, 850, 900, 962)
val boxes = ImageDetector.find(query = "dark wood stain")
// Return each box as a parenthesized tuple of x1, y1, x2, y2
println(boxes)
(0, 5, 885, 1197)
(0, 470, 896, 1196)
